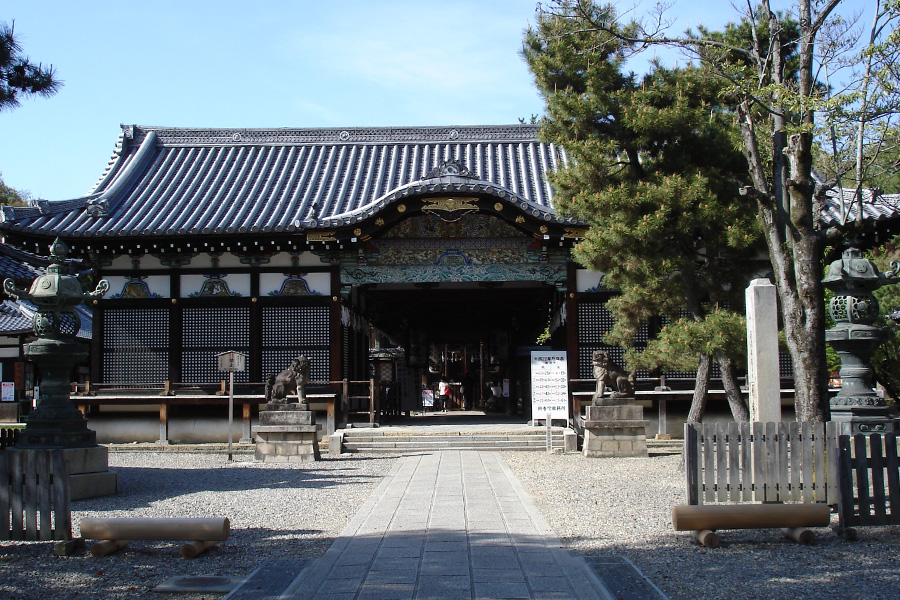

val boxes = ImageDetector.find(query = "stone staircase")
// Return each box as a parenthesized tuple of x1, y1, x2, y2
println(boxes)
(337, 427, 570, 453)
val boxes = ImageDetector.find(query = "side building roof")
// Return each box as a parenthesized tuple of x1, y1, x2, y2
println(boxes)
(0, 124, 574, 246)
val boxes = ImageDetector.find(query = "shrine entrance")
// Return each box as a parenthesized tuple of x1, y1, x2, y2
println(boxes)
(357, 280, 561, 419)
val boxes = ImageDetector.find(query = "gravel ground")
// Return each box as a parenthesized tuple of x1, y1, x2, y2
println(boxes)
(0, 450, 397, 600)
(501, 451, 900, 600)
(2, 449, 900, 600)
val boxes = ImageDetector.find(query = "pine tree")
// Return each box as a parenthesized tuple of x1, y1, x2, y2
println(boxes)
(523, 2, 760, 421)
(0, 21, 60, 111)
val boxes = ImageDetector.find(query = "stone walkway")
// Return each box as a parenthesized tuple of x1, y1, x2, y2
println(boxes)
(278, 451, 614, 600)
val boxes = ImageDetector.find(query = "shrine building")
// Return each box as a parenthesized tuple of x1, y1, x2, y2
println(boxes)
(2, 123, 896, 440)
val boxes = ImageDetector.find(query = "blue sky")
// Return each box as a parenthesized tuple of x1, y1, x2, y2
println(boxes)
(0, 0, 870, 201)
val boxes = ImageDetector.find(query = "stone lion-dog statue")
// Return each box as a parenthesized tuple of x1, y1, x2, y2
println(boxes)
(265, 355, 311, 409)
(591, 349, 635, 405)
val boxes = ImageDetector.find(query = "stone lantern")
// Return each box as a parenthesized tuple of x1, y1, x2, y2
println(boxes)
(3, 238, 109, 448)
(823, 247, 900, 434)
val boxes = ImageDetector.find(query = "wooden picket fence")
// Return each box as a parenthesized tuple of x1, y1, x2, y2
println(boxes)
(1, 449, 72, 541)
(685, 422, 840, 506)
(837, 433, 900, 529)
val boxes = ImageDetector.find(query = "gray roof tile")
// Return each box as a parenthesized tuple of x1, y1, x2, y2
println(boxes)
(0, 124, 572, 239)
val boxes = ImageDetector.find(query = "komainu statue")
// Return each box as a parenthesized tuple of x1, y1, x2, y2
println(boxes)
(591, 350, 635, 405)
(265, 355, 311, 409)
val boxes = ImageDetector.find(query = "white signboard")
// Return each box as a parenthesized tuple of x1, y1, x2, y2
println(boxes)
(530, 351, 569, 421)
(422, 390, 434, 407)
(1, 382, 14, 402)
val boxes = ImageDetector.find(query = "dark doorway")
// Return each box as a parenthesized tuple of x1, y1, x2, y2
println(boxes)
(359, 281, 558, 415)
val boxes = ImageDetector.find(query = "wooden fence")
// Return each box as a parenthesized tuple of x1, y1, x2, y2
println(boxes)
(685, 421, 840, 506)
(837, 433, 900, 529)
(1, 449, 71, 542)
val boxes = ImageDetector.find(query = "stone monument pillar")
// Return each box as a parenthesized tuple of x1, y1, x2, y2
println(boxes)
(745, 278, 782, 422)
(253, 356, 321, 462)
(580, 350, 648, 457)
(3, 239, 117, 499)
(823, 248, 900, 435)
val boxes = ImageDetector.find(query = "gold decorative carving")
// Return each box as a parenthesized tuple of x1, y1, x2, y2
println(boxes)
(564, 227, 588, 238)
(494, 203, 503, 212)
(540, 225, 549, 234)
(307, 231, 337, 243)
(375, 218, 385, 226)
(397, 204, 407, 213)
(354, 228, 362, 237)
(422, 197, 480, 213)
(516, 216, 525, 223)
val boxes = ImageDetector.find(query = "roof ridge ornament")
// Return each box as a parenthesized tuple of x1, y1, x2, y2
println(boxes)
(424, 159, 476, 179)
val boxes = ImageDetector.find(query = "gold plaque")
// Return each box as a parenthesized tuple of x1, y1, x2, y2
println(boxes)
(307, 231, 337, 242)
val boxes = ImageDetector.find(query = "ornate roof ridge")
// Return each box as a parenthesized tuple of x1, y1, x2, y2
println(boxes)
(128, 124, 542, 147)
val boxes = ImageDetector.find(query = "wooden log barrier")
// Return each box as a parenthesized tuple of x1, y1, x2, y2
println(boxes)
(80, 518, 230, 557)
(180, 540, 218, 559)
(80, 517, 230, 542)
(672, 504, 830, 532)
(90, 539, 130, 557)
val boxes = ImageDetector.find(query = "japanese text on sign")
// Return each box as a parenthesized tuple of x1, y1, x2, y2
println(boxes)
(530, 351, 569, 421)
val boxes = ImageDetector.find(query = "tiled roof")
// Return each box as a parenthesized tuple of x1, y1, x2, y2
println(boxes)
(0, 300, 32, 335)
(0, 244, 49, 281)
(820, 187, 900, 226)
(0, 124, 572, 238)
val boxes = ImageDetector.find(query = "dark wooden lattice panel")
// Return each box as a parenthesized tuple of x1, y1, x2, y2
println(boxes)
(183, 307, 250, 347)
(262, 349, 330, 381)
(102, 309, 169, 383)
(262, 307, 330, 346)
(181, 308, 250, 383)
(183, 350, 249, 383)
(780, 353, 794, 378)
(577, 303, 615, 343)
(103, 308, 169, 348)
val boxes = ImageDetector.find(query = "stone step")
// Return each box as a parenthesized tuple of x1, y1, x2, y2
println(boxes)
(341, 434, 565, 443)
(341, 439, 565, 452)
(342, 443, 562, 452)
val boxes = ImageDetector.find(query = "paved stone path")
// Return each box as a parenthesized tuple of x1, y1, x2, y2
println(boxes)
(280, 451, 613, 600)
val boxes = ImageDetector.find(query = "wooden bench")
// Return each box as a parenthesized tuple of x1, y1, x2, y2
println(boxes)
(79, 517, 230, 558)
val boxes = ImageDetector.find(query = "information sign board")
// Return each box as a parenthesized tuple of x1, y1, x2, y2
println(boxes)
(1, 382, 14, 402)
(530, 351, 569, 421)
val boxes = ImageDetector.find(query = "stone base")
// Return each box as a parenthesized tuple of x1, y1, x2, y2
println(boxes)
(581, 404, 649, 458)
(254, 409, 321, 463)
(64, 446, 118, 500)
(830, 404, 899, 436)
(8, 445, 117, 500)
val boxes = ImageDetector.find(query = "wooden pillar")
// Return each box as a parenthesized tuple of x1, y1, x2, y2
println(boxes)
(369, 378, 376, 424)
(249, 272, 262, 384)
(241, 403, 252, 442)
(91, 301, 104, 384)
(329, 268, 343, 383)
(169, 273, 182, 384)
(565, 262, 580, 421)
(158, 403, 169, 445)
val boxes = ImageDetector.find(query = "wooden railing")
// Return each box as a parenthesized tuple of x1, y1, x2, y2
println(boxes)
(70, 379, 377, 442)
(837, 433, 900, 530)
(684, 421, 840, 506)
(0, 425, 24, 450)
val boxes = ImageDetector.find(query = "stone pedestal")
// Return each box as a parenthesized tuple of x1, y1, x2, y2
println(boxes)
(253, 404, 321, 463)
(581, 404, 649, 458)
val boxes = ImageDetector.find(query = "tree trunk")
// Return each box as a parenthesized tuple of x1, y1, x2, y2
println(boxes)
(687, 353, 712, 423)
(716, 352, 749, 422)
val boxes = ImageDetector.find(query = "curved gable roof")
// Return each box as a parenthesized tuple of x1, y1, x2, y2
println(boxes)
(0, 124, 573, 240)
